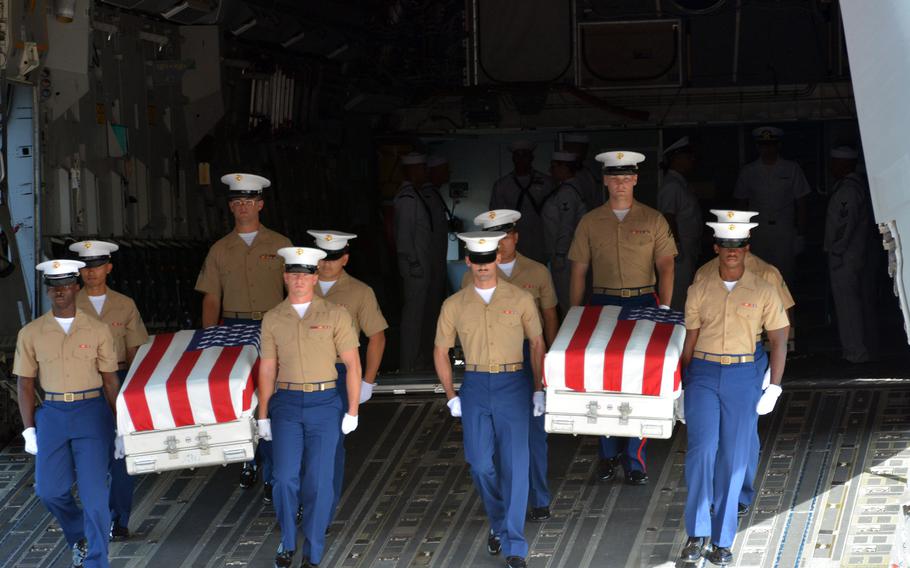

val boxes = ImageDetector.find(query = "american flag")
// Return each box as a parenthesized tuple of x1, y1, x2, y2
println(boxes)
(544, 305, 685, 397)
(116, 326, 260, 434)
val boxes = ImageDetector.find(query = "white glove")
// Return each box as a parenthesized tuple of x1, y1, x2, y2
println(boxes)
(674, 392, 686, 424)
(532, 391, 546, 417)
(257, 419, 272, 441)
(659, 304, 671, 310)
(341, 413, 358, 434)
(359, 380, 375, 404)
(114, 432, 125, 459)
(756, 384, 782, 415)
(761, 367, 771, 390)
(22, 427, 37, 455)
(447, 396, 462, 417)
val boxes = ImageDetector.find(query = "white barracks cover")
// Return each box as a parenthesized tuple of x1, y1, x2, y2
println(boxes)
(545, 305, 685, 396)
(116, 326, 260, 435)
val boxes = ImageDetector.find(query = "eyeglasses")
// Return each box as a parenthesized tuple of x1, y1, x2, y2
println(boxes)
(606, 175, 637, 183)
(229, 198, 260, 207)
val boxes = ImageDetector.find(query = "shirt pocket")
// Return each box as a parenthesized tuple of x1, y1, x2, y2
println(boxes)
(626, 228, 654, 248)
(258, 253, 283, 271)
(72, 344, 96, 360)
(735, 305, 761, 326)
(34, 345, 61, 364)
(497, 311, 521, 328)
(307, 326, 334, 341)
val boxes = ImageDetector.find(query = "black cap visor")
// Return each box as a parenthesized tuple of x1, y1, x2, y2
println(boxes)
(44, 274, 79, 287)
(321, 247, 349, 261)
(80, 255, 111, 268)
(468, 251, 497, 264)
(715, 238, 750, 249)
(603, 165, 639, 175)
(483, 222, 516, 233)
(285, 264, 318, 274)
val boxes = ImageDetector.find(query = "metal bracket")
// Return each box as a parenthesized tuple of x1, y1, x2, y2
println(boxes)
(165, 435, 179, 458)
(586, 400, 599, 424)
(197, 430, 211, 454)
(618, 402, 632, 425)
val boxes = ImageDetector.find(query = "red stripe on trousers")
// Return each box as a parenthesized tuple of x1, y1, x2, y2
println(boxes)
(122, 334, 175, 431)
(602, 320, 636, 392)
(641, 323, 675, 396)
(209, 346, 243, 422)
(242, 358, 260, 413)
(165, 350, 202, 427)
(637, 437, 648, 474)
(565, 306, 603, 392)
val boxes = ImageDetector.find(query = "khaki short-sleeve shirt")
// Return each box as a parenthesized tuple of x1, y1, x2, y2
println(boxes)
(435, 280, 542, 366)
(316, 271, 388, 337)
(260, 296, 360, 383)
(460, 254, 558, 313)
(694, 253, 795, 310)
(13, 309, 118, 392)
(685, 268, 790, 355)
(568, 201, 678, 289)
(76, 288, 149, 366)
(195, 226, 292, 313)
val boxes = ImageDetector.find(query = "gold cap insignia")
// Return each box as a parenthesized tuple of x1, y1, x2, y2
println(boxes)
(325, 235, 333, 241)
(235, 174, 243, 181)
(726, 211, 735, 219)
(84, 242, 92, 249)
(488, 211, 496, 220)
(729, 224, 736, 231)
(296, 248, 304, 255)
(616, 152, 624, 160)
(478, 239, 486, 245)
(761, 131, 772, 140)
(52, 261, 61, 269)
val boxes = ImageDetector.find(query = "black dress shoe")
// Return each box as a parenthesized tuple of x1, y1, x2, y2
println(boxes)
(487, 530, 502, 555)
(707, 545, 732, 566)
(625, 470, 649, 485)
(240, 463, 257, 488)
(71, 538, 87, 567)
(598, 458, 618, 481)
(505, 556, 527, 568)
(679, 537, 707, 563)
(529, 506, 550, 521)
(737, 502, 750, 517)
(262, 482, 273, 504)
(110, 522, 130, 541)
(274, 547, 294, 568)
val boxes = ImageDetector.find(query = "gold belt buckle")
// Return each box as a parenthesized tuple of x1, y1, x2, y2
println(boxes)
(621, 289, 632, 298)
(63, 392, 75, 402)
(489, 365, 499, 373)
(720, 356, 732, 365)
(251, 311, 263, 320)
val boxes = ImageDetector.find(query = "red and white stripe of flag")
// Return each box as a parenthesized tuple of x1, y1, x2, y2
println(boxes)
(545, 306, 684, 396)
(116, 331, 258, 434)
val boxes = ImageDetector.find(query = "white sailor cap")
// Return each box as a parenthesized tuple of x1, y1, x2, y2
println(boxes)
(752, 126, 783, 142)
(831, 146, 858, 159)
(474, 209, 521, 232)
(401, 152, 427, 166)
(37, 259, 86, 286)
(595, 150, 646, 174)
(563, 133, 590, 144)
(551, 151, 577, 163)
(709, 209, 759, 223)
(68, 240, 119, 268)
(427, 155, 448, 168)
(663, 136, 692, 157)
(706, 222, 758, 247)
(277, 247, 326, 274)
(221, 173, 271, 198)
(509, 139, 536, 152)
(458, 231, 507, 264)
(307, 230, 357, 260)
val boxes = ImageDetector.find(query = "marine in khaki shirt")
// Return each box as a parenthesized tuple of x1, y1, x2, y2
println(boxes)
(694, 253, 795, 310)
(461, 211, 559, 347)
(195, 173, 292, 326)
(569, 200, 677, 300)
(76, 288, 148, 369)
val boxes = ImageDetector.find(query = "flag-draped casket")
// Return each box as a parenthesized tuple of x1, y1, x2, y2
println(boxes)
(544, 305, 684, 439)
(116, 324, 261, 474)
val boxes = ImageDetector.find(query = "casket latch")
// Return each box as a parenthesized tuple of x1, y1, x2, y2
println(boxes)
(197, 431, 211, 454)
(165, 435, 179, 458)
(618, 402, 632, 425)
(586, 400, 600, 424)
